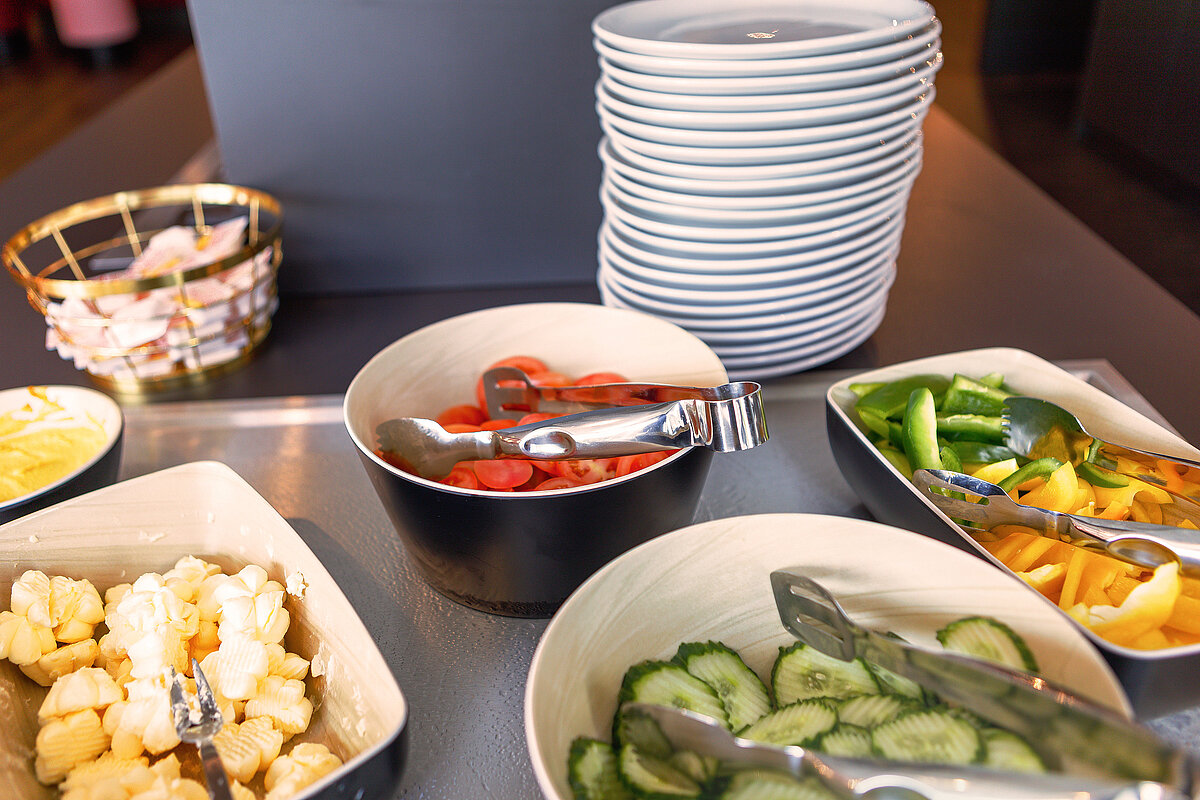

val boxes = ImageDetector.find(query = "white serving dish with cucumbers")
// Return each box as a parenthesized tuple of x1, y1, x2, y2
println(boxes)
(824, 347, 1200, 717)
(524, 512, 1129, 800)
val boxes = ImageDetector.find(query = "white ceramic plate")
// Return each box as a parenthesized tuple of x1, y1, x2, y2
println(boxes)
(597, 76, 933, 130)
(599, 133, 923, 195)
(715, 298, 888, 365)
(600, 106, 929, 166)
(600, 44, 942, 95)
(526, 512, 1130, 800)
(705, 295, 885, 357)
(593, 0, 936, 60)
(0, 461, 410, 800)
(593, 20, 939, 78)
(598, 60, 940, 113)
(603, 201, 906, 261)
(598, 87, 933, 147)
(602, 156, 919, 222)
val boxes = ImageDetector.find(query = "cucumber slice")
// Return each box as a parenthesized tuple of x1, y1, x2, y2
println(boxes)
(817, 724, 874, 759)
(568, 738, 633, 800)
(737, 699, 837, 748)
(617, 744, 702, 799)
(667, 750, 719, 786)
(981, 728, 1047, 774)
(617, 660, 729, 729)
(614, 706, 673, 760)
(837, 694, 915, 728)
(863, 645, 926, 702)
(772, 643, 880, 706)
(674, 641, 771, 732)
(936, 616, 1039, 673)
(871, 709, 984, 764)
(717, 770, 839, 800)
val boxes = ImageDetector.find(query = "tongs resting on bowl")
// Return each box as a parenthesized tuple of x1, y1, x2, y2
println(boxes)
(768, 569, 1200, 795)
(912, 469, 1200, 577)
(376, 374, 766, 480)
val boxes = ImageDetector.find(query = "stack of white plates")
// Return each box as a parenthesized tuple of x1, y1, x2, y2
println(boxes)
(592, 0, 942, 378)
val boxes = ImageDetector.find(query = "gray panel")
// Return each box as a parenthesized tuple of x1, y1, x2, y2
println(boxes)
(187, 0, 617, 293)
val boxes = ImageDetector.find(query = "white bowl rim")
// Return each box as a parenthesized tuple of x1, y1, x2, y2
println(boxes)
(0, 384, 123, 513)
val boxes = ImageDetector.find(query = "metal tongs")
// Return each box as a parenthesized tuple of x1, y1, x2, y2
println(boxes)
(376, 369, 767, 480)
(631, 572, 1200, 799)
(169, 660, 234, 800)
(912, 469, 1200, 577)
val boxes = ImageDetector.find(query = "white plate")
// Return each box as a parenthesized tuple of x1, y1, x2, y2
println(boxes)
(603, 185, 909, 242)
(603, 156, 919, 222)
(598, 87, 933, 147)
(704, 293, 886, 357)
(598, 60, 940, 112)
(601, 105, 929, 166)
(601, 237, 896, 303)
(597, 260, 892, 326)
(597, 76, 934, 131)
(593, 20, 939, 78)
(603, 198, 906, 261)
(600, 42, 942, 95)
(526, 513, 1130, 800)
(593, 0, 936, 60)
(599, 133, 923, 195)
(715, 298, 887, 364)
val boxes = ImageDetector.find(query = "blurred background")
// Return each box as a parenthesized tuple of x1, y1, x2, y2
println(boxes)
(2, 0, 1197, 312)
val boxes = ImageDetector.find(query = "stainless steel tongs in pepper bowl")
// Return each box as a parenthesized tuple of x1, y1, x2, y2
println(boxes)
(375, 367, 768, 480)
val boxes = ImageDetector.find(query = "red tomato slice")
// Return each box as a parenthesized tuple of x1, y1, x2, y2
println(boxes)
(544, 458, 617, 485)
(614, 450, 674, 478)
(480, 418, 518, 430)
(575, 371, 628, 386)
(440, 465, 479, 490)
(517, 412, 563, 425)
(533, 476, 584, 491)
(527, 370, 572, 387)
(436, 404, 486, 428)
(473, 459, 534, 489)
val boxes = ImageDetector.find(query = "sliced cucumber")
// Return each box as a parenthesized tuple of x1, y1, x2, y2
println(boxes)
(717, 770, 838, 800)
(772, 643, 880, 706)
(674, 641, 771, 732)
(817, 724, 874, 759)
(863, 637, 926, 702)
(737, 699, 838, 748)
(667, 750, 719, 786)
(981, 728, 1046, 774)
(568, 738, 632, 800)
(617, 660, 729, 729)
(871, 709, 984, 764)
(613, 706, 673, 760)
(936, 616, 1039, 673)
(617, 744, 702, 799)
(836, 694, 915, 728)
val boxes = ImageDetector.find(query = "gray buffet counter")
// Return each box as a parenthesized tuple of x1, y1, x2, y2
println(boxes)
(4, 49, 1200, 798)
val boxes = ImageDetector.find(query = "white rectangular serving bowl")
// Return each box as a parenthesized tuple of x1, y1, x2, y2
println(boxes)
(0, 461, 407, 800)
(825, 347, 1200, 718)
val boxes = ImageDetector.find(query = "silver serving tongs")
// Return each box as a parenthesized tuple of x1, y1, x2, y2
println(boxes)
(770, 569, 1200, 795)
(912, 469, 1200, 577)
(376, 377, 767, 480)
(625, 702, 1185, 800)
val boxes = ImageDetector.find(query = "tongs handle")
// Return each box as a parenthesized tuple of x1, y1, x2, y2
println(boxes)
(913, 469, 1200, 577)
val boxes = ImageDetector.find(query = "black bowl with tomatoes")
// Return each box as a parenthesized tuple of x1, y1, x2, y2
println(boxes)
(343, 302, 730, 617)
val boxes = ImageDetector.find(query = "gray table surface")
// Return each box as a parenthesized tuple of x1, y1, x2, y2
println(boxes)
(115, 363, 1200, 799)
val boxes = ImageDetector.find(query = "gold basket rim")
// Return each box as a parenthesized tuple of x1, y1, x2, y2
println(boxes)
(2, 182, 283, 301)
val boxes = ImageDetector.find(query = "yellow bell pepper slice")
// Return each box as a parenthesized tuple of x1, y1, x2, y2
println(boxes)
(971, 458, 1020, 486)
(1019, 461, 1079, 513)
(1068, 561, 1181, 646)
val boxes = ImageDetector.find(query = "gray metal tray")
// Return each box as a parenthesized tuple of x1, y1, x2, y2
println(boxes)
(115, 361, 1199, 797)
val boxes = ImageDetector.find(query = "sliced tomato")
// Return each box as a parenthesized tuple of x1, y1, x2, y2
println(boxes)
(436, 404, 486, 428)
(544, 458, 617, 485)
(473, 459, 534, 490)
(614, 450, 675, 478)
(517, 412, 563, 425)
(533, 476, 584, 491)
(440, 465, 478, 490)
(480, 418, 518, 430)
(528, 370, 572, 387)
(575, 371, 628, 386)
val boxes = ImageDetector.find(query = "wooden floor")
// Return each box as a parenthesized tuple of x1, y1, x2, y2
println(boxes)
(2, 5, 1198, 316)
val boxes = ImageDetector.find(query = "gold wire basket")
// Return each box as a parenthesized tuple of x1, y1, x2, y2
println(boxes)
(2, 183, 283, 395)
